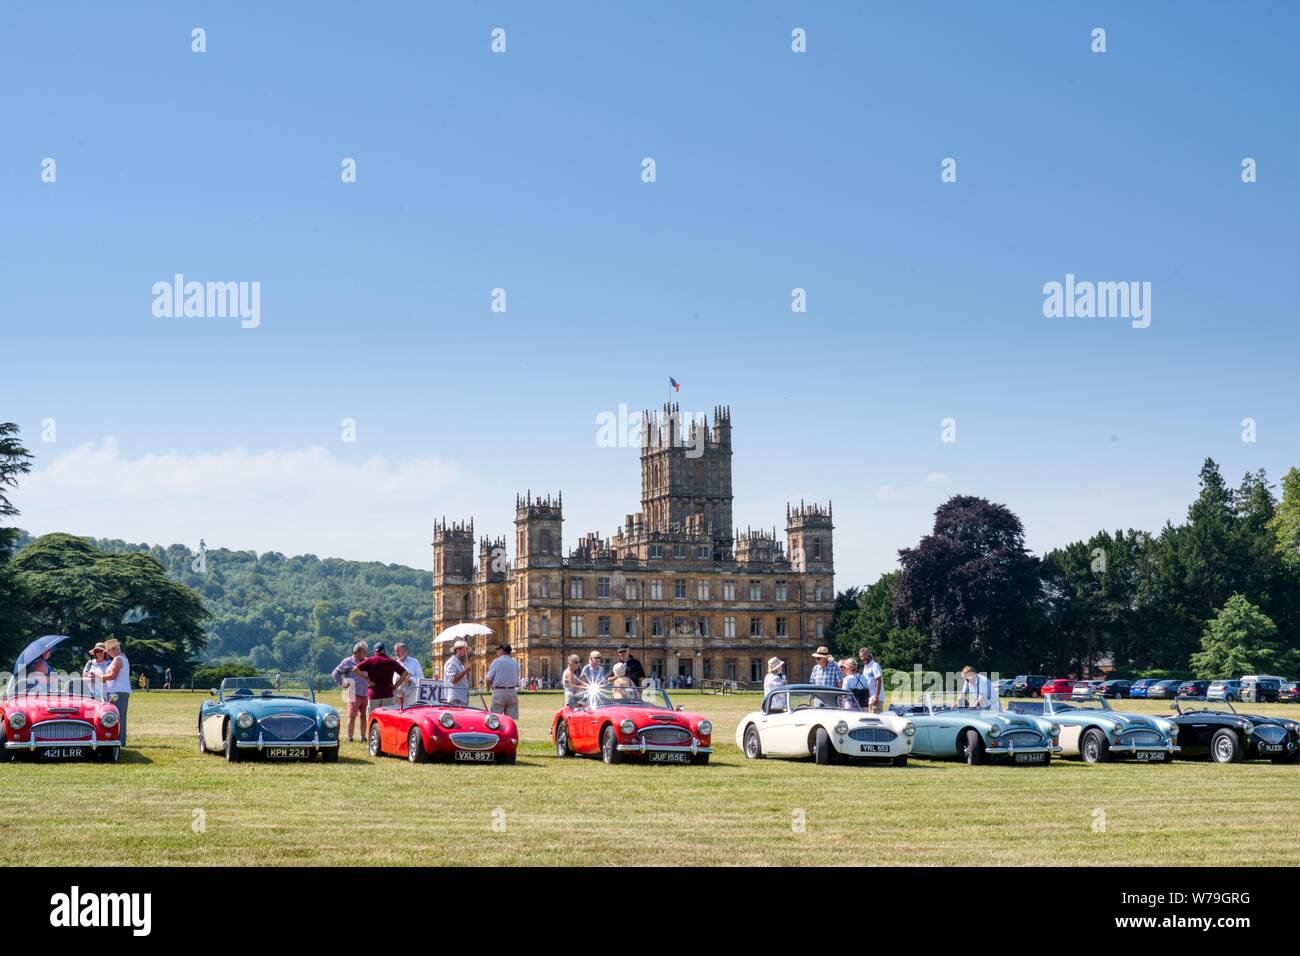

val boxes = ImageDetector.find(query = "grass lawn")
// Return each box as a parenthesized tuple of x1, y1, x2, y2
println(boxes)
(1, 689, 1297, 866)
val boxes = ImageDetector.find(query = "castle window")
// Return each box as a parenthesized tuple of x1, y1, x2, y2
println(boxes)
(541, 529, 552, 553)
(813, 537, 821, 559)
(697, 545, 710, 559)
(776, 616, 787, 637)
(538, 576, 549, 598)
(597, 577, 610, 598)
(815, 618, 824, 639)
(750, 617, 762, 637)
(674, 579, 687, 599)
(649, 544, 664, 559)
(651, 616, 663, 637)
(625, 617, 637, 636)
(775, 582, 788, 602)
(814, 582, 824, 601)
(697, 617, 709, 637)
(723, 580, 736, 601)
(725, 659, 737, 681)
(540, 615, 549, 637)
(624, 579, 638, 600)
(570, 616, 584, 638)
(598, 616, 611, 637)
(696, 580, 710, 601)
(748, 581, 762, 601)
(724, 616, 736, 638)
(570, 578, 584, 599)
(649, 579, 663, 600)
(674, 543, 686, 559)
(674, 616, 687, 632)
(750, 659, 762, 683)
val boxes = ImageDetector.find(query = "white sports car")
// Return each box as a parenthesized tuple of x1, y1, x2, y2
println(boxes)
(735, 684, 916, 765)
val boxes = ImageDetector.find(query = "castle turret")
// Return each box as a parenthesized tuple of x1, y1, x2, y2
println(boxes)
(514, 491, 562, 570)
(786, 500, 833, 573)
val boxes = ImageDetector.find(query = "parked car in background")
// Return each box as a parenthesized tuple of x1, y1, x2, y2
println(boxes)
(1208, 680, 1243, 702)
(1010, 694, 1179, 763)
(994, 678, 1016, 698)
(1128, 679, 1156, 699)
(736, 685, 915, 766)
(1072, 680, 1102, 699)
(1240, 676, 1287, 704)
(1040, 678, 1075, 698)
(1098, 680, 1132, 699)
(1166, 699, 1300, 763)
(1010, 675, 1049, 698)
(1177, 680, 1210, 698)
(1145, 680, 1182, 700)
(1280, 682, 1300, 704)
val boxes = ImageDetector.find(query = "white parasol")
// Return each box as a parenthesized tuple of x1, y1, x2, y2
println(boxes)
(433, 622, 494, 645)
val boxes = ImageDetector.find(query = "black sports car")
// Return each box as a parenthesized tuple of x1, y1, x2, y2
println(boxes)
(1166, 699, 1300, 763)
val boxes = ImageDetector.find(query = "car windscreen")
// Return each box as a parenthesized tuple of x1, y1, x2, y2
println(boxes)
(4, 675, 99, 698)
(787, 690, 861, 712)
(221, 677, 313, 702)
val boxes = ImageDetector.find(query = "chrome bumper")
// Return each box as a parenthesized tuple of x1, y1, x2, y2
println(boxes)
(237, 732, 339, 749)
(616, 741, 712, 754)
(1110, 743, 1179, 754)
(988, 745, 1062, 756)
(5, 739, 120, 750)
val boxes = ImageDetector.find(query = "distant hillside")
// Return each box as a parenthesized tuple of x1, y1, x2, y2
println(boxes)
(18, 532, 432, 675)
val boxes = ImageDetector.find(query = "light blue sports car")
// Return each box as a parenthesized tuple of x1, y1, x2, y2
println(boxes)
(890, 694, 1061, 765)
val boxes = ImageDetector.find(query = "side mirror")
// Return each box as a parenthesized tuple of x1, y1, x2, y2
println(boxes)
(676, 704, 684, 711)
(209, 688, 218, 697)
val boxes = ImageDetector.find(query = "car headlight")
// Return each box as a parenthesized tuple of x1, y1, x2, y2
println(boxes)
(8, 711, 26, 730)
(988, 724, 1001, 737)
(619, 719, 635, 735)
(1168, 725, 1178, 738)
(486, 714, 501, 731)
(236, 712, 254, 730)
(440, 712, 455, 729)
(1050, 724, 1061, 737)
(834, 720, 849, 736)
(904, 722, 916, 736)
(100, 710, 118, 729)
(323, 712, 339, 730)
(697, 720, 713, 737)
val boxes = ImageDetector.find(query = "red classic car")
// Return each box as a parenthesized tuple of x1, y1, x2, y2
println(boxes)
(367, 681, 518, 764)
(1040, 678, 1075, 698)
(552, 680, 712, 765)
(1, 673, 122, 762)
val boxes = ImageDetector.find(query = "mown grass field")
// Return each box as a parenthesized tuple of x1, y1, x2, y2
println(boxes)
(1, 689, 1297, 866)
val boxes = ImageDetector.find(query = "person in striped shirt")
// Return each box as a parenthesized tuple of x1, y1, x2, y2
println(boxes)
(809, 647, 842, 688)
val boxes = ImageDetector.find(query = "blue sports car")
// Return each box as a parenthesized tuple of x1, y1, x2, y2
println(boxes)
(199, 676, 340, 762)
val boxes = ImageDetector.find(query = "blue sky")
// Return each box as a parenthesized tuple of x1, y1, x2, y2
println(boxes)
(3, 2, 1297, 584)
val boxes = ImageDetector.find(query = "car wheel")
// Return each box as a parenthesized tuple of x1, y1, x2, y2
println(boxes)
(197, 717, 208, 754)
(742, 724, 763, 759)
(813, 727, 835, 765)
(1211, 729, 1242, 763)
(962, 729, 986, 765)
(1080, 728, 1111, 764)
(407, 727, 429, 764)
(601, 725, 622, 765)
(224, 722, 241, 763)
(691, 754, 710, 766)
(1226, 695, 1236, 703)
(368, 723, 383, 758)
(891, 755, 908, 767)
(554, 720, 573, 758)
(498, 752, 517, 765)
(96, 747, 120, 763)
(321, 746, 338, 763)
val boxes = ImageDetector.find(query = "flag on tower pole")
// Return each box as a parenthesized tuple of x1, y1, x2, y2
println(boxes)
(669, 377, 681, 392)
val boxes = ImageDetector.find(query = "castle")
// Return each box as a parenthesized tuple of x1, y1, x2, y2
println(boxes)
(432, 404, 835, 686)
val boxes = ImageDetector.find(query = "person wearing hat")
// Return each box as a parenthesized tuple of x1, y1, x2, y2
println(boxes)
(809, 646, 841, 688)
(614, 644, 646, 686)
(484, 643, 521, 718)
(443, 638, 471, 706)
(101, 638, 132, 746)
(353, 641, 412, 718)
(83, 643, 111, 699)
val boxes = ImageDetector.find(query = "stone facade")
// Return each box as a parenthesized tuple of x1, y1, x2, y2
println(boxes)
(432, 404, 834, 686)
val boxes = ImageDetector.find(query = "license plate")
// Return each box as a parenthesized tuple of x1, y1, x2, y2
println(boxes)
(265, 747, 310, 759)
(1257, 743, 1283, 753)
(1013, 752, 1047, 764)
(38, 747, 86, 760)
(1135, 750, 1167, 762)
(859, 743, 890, 754)
(648, 751, 690, 764)
(454, 750, 495, 762)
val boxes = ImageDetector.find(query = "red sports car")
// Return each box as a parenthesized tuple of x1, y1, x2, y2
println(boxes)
(1, 673, 122, 762)
(1040, 679, 1075, 698)
(367, 681, 518, 764)
(552, 680, 713, 765)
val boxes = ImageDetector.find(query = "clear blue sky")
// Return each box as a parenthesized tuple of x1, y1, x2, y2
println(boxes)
(3, 2, 1297, 584)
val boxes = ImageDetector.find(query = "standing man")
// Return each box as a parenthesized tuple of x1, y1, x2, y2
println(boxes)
(102, 638, 132, 747)
(443, 639, 471, 705)
(809, 646, 841, 688)
(615, 644, 646, 685)
(352, 642, 411, 717)
(958, 665, 994, 708)
(579, 650, 606, 687)
(394, 642, 423, 706)
(859, 647, 884, 713)
(331, 642, 370, 741)
(484, 644, 521, 719)
(163, 666, 173, 690)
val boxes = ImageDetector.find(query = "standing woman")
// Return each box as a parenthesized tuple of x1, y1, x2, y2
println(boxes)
(102, 638, 132, 747)
(561, 654, 582, 706)
(83, 643, 110, 700)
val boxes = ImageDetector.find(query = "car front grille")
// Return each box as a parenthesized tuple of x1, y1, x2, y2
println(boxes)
(450, 732, 497, 750)
(639, 726, 691, 746)
(31, 720, 94, 741)
(257, 714, 314, 740)
(1123, 730, 1162, 746)
(1254, 725, 1287, 744)
(1003, 731, 1043, 748)
(848, 727, 897, 743)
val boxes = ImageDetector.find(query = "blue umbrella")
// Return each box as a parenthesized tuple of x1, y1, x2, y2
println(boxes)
(14, 634, 70, 673)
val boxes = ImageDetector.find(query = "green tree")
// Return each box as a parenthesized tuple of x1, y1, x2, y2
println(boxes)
(1268, 466, 1300, 572)
(1190, 594, 1280, 679)
(0, 423, 35, 658)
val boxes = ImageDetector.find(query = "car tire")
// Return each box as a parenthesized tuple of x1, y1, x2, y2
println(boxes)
(321, 746, 338, 763)
(601, 725, 622, 765)
(1211, 729, 1243, 763)
(96, 747, 120, 763)
(742, 724, 763, 759)
(963, 729, 986, 765)
(498, 752, 517, 765)
(554, 720, 573, 758)
(691, 754, 710, 766)
(891, 755, 908, 767)
(197, 717, 208, 754)
(224, 722, 241, 763)
(407, 727, 428, 764)
(1080, 728, 1111, 764)
(813, 727, 835, 765)
(368, 722, 383, 758)
(1226, 695, 1236, 703)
